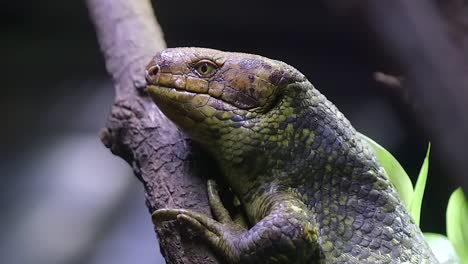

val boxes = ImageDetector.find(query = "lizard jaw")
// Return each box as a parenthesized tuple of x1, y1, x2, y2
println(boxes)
(147, 84, 240, 113)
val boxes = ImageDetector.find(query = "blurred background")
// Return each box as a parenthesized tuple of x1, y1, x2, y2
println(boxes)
(1, 0, 463, 263)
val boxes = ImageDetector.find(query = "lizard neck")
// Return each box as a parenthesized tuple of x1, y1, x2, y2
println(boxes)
(208, 81, 393, 220)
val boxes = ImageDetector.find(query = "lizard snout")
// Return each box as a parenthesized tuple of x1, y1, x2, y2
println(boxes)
(145, 64, 160, 85)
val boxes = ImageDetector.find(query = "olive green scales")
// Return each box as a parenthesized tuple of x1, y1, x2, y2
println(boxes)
(146, 48, 437, 263)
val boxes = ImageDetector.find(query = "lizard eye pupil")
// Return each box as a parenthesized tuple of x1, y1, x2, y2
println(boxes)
(195, 60, 216, 76)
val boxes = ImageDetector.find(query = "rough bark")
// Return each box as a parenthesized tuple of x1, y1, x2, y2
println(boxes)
(86, 0, 220, 263)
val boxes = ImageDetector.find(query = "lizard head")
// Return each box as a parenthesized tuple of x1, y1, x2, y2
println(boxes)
(146, 47, 308, 155)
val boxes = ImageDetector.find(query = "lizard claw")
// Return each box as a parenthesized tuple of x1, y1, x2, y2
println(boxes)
(176, 214, 221, 244)
(152, 208, 224, 235)
(152, 208, 190, 222)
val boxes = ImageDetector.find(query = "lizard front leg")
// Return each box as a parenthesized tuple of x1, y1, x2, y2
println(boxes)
(153, 180, 320, 263)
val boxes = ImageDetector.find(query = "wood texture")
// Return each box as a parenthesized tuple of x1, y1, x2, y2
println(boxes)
(86, 0, 221, 263)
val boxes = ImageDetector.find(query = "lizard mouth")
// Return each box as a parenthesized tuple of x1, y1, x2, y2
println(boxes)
(147, 84, 241, 112)
(148, 84, 197, 97)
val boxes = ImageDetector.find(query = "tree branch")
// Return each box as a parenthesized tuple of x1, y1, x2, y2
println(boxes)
(364, 1, 468, 192)
(326, 0, 468, 192)
(86, 0, 220, 263)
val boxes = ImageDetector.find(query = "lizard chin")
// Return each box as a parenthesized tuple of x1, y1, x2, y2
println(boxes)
(148, 84, 251, 144)
(148, 84, 199, 104)
(147, 84, 204, 129)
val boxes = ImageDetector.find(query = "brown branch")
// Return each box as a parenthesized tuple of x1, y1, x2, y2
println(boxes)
(86, 0, 220, 263)
(374, 72, 403, 91)
(373, 72, 414, 109)
(326, 0, 468, 193)
(364, 1, 468, 193)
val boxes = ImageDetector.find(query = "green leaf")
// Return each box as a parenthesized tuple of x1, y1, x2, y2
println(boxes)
(359, 133, 413, 208)
(447, 188, 468, 264)
(409, 143, 431, 226)
(424, 233, 460, 264)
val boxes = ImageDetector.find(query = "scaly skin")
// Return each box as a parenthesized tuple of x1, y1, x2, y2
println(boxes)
(146, 48, 438, 263)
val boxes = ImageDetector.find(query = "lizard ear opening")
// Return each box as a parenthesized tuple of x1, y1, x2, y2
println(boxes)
(268, 66, 307, 87)
(260, 89, 284, 114)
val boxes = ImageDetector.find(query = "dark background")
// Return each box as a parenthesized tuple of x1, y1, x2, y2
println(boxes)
(1, 0, 458, 263)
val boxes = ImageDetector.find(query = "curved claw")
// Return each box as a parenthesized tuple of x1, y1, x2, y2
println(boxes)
(177, 214, 221, 245)
(152, 208, 224, 235)
(153, 209, 226, 253)
(177, 213, 240, 262)
(152, 208, 190, 222)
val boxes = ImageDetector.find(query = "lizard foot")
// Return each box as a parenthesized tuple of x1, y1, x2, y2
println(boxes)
(152, 180, 319, 263)
(206, 179, 249, 229)
(152, 180, 247, 262)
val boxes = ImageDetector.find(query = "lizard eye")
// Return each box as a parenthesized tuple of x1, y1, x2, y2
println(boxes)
(194, 60, 217, 77)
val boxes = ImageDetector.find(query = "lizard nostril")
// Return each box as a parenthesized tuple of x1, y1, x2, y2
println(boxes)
(145, 65, 160, 84)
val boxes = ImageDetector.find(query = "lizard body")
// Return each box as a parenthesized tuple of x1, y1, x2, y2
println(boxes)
(146, 48, 438, 263)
